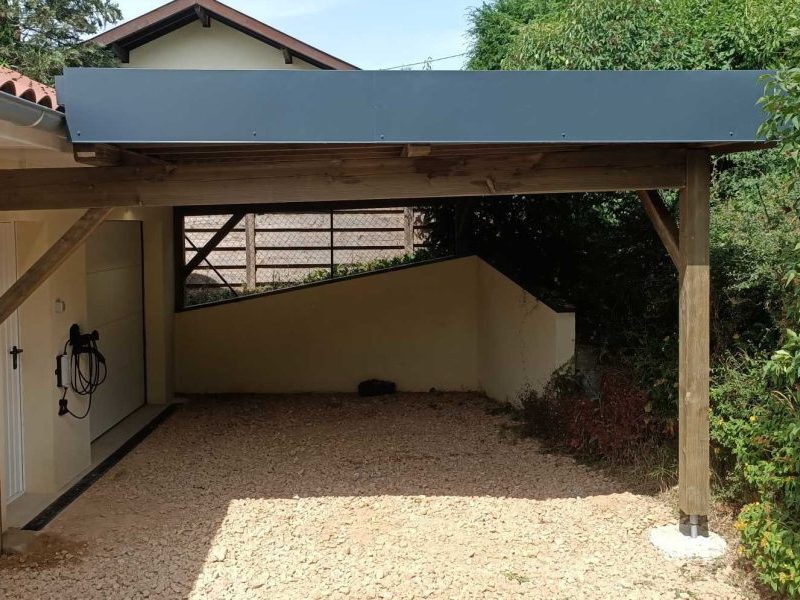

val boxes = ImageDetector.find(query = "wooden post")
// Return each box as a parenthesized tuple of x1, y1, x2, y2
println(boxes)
(403, 207, 415, 254)
(245, 214, 257, 290)
(0, 208, 111, 328)
(678, 150, 711, 536)
(329, 210, 335, 278)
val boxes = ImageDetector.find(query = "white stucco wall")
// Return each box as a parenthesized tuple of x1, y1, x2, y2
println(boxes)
(124, 20, 318, 70)
(477, 260, 576, 405)
(174, 256, 576, 400)
(1, 206, 174, 500)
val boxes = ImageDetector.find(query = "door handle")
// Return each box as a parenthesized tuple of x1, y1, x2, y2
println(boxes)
(9, 346, 23, 370)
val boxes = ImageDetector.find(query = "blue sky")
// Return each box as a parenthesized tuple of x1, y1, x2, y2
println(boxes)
(112, 0, 478, 70)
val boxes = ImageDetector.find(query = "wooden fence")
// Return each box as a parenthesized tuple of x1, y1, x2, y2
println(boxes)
(182, 208, 431, 294)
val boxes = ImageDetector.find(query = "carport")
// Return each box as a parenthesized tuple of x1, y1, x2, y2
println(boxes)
(0, 68, 772, 542)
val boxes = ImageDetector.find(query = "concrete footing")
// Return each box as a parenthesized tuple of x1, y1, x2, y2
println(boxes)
(649, 524, 727, 560)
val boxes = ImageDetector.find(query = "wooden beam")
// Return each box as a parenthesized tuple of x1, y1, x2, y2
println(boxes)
(110, 43, 129, 63)
(0, 147, 687, 211)
(401, 144, 432, 158)
(195, 5, 211, 27)
(0, 209, 111, 328)
(637, 190, 681, 268)
(182, 212, 245, 277)
(678, 149, 711, 535)
(73, 144, 169, 167)
(282, 48, 293, 64)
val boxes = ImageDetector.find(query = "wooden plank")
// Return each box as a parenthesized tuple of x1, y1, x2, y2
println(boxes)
(637, 190, 681, 268)
(0, 148, 687, 211)
(678, 149, 711, 530)
(182, 212, 245, 277)
(0, 208, 111, 328)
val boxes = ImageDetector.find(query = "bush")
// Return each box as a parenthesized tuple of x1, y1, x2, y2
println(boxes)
(737, 502, 800, 597)
(518, 365, 665, 463)
(712, 245, 800, 597)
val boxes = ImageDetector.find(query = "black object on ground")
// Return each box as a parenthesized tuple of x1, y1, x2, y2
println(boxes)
(358, 380, 397, 397)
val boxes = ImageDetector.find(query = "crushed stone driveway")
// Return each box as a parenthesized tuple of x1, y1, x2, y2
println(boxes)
(1, 393, 758, 599)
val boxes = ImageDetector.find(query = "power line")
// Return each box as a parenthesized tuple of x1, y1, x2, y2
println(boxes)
(382, 52, 468, 71)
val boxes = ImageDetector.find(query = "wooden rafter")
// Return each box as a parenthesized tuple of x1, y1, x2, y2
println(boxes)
(182, 212, 246, 278)
(194, 5, 211, 27)
(0, 147, 687, 211)
(0, 208, 111, 328)
(637, 190, 681, 268)
(401, 144, 432, 158)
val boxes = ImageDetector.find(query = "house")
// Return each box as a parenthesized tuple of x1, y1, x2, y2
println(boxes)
(0, 4, 772, 550)
(93, 0, 425, 302)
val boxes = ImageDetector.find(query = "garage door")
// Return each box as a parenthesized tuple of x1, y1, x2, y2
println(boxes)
(86, 221, 146, 441)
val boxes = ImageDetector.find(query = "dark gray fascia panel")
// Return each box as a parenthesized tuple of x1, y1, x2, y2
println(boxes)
(56, 68, 771, 144)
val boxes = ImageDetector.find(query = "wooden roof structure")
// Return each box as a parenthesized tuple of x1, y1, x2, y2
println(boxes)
(0, 68, 776, 539)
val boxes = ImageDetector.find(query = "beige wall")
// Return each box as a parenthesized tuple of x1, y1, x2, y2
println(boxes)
(174, 256, 575, 401)
(125, 20, 318, 70)
(0, 206, 174, 502)
(477, 260, 575, 405)
(175, 258, 480, 394)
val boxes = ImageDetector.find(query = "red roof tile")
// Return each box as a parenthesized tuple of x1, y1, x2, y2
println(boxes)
(0, 67, 58, 109)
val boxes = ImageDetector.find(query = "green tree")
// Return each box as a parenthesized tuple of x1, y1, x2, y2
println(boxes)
(469, 0, 800, 72)
(0, 0, 121, 85)
(467, 0, 570, 70)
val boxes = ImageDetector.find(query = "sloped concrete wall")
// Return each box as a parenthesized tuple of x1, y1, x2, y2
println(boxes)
(174, 257, 480, 394)
(174, 256, 575, 399)
(477, 261, 575, 405)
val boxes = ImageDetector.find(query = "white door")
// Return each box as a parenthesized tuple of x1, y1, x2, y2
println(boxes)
(0, 223, 25, 501)
(86, 221, 146, 440)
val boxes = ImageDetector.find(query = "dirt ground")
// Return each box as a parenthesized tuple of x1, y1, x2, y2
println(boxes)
(0, 393, 762, 599)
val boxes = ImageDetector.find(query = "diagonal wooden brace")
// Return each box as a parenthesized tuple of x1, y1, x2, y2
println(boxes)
(0, 208, 111, 328)
(637, 190, 681, 269)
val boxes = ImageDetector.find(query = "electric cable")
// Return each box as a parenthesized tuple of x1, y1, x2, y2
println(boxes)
(382, 52, 468, 70)
(58, 330, 107, 419)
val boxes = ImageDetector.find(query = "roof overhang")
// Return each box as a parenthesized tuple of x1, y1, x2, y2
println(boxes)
(56, 69, 772, 149)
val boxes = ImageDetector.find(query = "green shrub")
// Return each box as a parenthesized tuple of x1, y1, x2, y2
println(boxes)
(712, 246, 800, 597)
(737, 502, 800, 597)
(302, 249, 437, 284)
(517, 365, 666, 463)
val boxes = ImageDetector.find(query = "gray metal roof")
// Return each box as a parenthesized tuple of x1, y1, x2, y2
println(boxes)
(56, 68, 771, 145)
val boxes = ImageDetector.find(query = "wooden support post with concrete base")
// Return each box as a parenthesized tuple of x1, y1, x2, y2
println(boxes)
(678, 150, 712, 537)
(638, 152, 713, 543)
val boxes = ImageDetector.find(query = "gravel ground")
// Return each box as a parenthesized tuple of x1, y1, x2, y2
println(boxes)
(0, 393, 760, 599)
